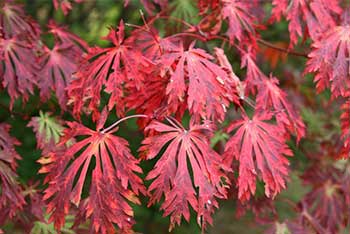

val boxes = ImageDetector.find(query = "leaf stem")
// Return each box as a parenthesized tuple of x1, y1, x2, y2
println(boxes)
(257, 39, 308, 58)
(101, 114, 148, 134)
(156, 15, 194, 29)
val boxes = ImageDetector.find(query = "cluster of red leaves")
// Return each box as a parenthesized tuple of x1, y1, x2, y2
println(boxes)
(0, 124, 24, 220)
(271, 0, 342, 46)
(0, 1, 86, 109)
(42, 109, 145, 233)
(299, 141, 350, 233)
(1, 0, 349, 234)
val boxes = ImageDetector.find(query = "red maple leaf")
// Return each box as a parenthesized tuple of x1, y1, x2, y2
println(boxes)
(47, 20, 88, 52)
(256, 76, 305, 142)
(140, 118, 229, 231)
(0, 124, 25, 220)
(214, 47, 244, 98)
(302, 163, 346, 233)
(0, 1, 40, 39)
(271, 0, 342, 46)
(221, 0, 259, 43)
(160, 41, 236, 121)
(125, 73, 187, 128)
(43, 110, 145, 234)
(38, 43, 81, 109)
(127, 27, 180, 63)
(240, 47, 264, 94)
(67, 21, 151, 120)
(305, 17, 350, 98)
(224, 112, 293, 202)
(0, 37, 38, 107)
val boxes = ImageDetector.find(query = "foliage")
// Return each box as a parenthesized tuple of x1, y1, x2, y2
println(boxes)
(0, 0, 349, 233)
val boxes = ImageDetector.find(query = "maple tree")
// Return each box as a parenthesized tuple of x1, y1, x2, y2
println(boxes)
(0, 0, 350, 233)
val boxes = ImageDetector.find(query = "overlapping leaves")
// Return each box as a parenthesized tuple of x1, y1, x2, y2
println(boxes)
(0, 124, 25, 220)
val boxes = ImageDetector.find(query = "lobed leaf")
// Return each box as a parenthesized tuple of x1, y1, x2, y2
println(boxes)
(224, 112, 293, 202)
(0, 123, 25, 220)
(140, 118, 229, 231)
(43, 110, 145, 234)
(27, 111, 65, 151)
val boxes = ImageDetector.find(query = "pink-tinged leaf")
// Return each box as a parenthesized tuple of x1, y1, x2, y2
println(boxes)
(161, 42, 236, 121)
(67, 21, 151, 120)
(140, 118, 229, 231)
(256, 76, 305, 142)
(52, 0, 83, 15)
(38, 43, 81, 109)
(5, 181, 46, 232)
(305, 21, 350, 98)
(224, 112, 293, 202)
(214, 47, 241, 85)
(0, 124, 25, 220)
(221, 0, 258, 43)
(43, 111, 145, 233)
(302, 164, 346, 233)
(0, 37, 38, 107)
(214, 47, 244, 98)
(239, 49, 305, 141)
(0, 1, 40, 39)
(271, 0, 342, 46)
(240, 48, 264, 95)
(48, 20, 88, 52)
(127, 27, 180, 63)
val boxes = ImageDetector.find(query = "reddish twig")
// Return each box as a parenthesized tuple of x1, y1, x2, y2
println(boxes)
(257, 38, 309, 58)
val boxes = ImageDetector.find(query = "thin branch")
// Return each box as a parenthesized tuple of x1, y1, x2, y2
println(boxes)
(167, 32, 208, 41)
(101, 114, 148, 134)
(148, 14, 309, 58)
(257, 39, 309, 58)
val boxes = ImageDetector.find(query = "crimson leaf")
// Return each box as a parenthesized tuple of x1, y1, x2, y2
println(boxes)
(305, 16, 350, 98)
(67, 21, 151, 120)
(140, 118, 229, 231)
(271, 0, 342, 46)
(0, 123, 25, 220)
(160, 41, 235, 121)
(43, 110, 145, 234)
(0, 37, 37, 107)
(224, 112, 293, 202)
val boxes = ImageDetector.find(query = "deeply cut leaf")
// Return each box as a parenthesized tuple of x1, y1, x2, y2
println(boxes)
(27, 111, 65, 151)
(224, 112, 293, 202)
(43, 110, 145, 234)
(140, 118, 229, 231)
